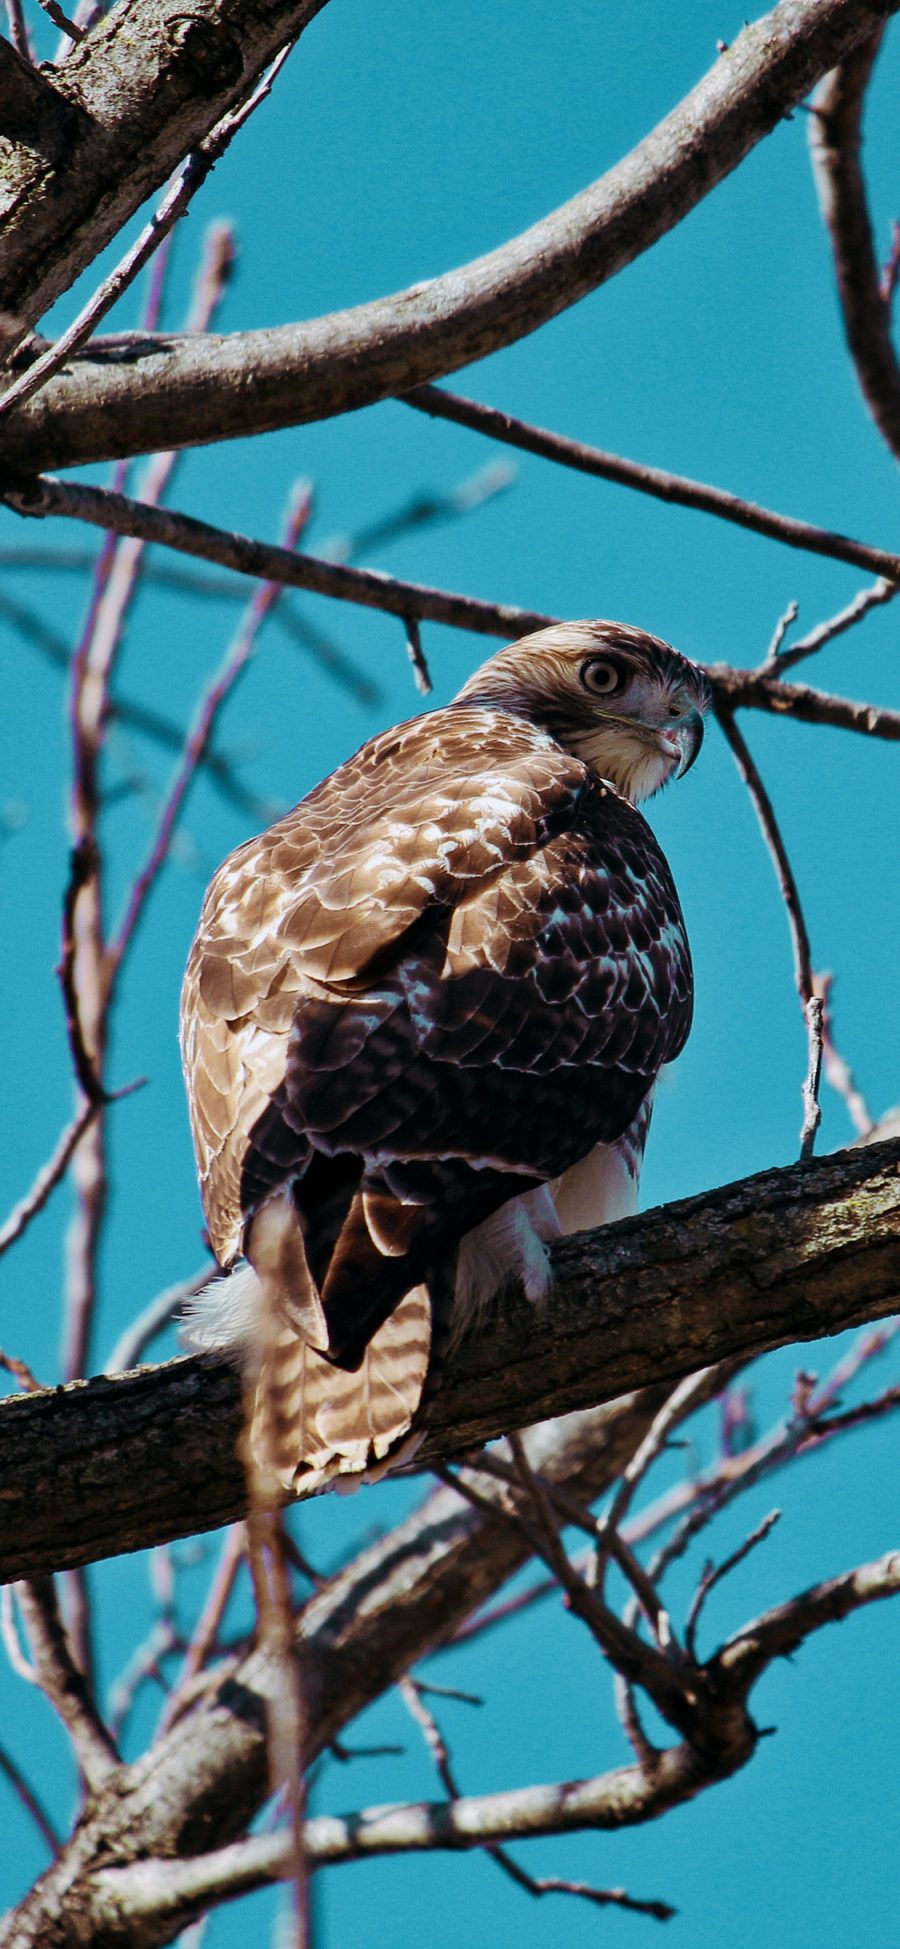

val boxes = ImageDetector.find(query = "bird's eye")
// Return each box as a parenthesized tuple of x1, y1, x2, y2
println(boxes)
(580, 657, 626, 697)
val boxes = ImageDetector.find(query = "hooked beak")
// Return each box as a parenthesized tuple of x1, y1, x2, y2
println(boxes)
(673, 708, 705, 778)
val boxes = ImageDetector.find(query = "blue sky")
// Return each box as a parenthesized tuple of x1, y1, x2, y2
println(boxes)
(1, 4, 898, 1942)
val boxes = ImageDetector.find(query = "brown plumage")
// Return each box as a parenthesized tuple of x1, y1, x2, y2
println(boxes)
(180, 621, 711, 1492)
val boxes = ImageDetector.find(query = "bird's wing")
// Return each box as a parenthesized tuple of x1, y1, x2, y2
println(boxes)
(260, 767, 693, 1360)
(181, 702, 694, 1490)
(179, 706, 584, 1269)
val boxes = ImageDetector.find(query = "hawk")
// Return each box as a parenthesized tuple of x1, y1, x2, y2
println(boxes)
(180, 620, 710, 1493)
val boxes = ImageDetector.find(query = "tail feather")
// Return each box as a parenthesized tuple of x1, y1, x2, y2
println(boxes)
(249, 1282, 433, 1492)
(182, 1261, 435, 1493)
(247, 1187, 329, 1352)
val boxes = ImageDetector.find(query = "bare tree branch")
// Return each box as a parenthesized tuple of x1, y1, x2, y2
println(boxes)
(705, 661, 900, 741)
(0, 53, 279, 426)
(714, 1546, 900, 1691)
(810, 31, 900, 461)
(1, 0, 897, 468)
(2, 1394, 675, 1946)
(769, 576, 899, 672)
(4, 473, 899, 743)
(0, 1741, 59, 1857)
(11, 1579, 119, 1789)
(715, 708, 826, 1154)
(405, 383, 900, 588)
(0, 1100, 98, 1260)
(27, 1546, 900, 1941)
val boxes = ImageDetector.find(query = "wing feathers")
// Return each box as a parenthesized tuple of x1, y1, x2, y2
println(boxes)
(180, 693, 695, 1490)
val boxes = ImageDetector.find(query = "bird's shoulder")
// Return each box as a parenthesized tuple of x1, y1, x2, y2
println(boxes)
(184, 704, 595, 1004)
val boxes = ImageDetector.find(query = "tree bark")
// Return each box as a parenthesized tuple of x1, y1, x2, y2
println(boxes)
(0, 0, 330, 348)
(0, 1136, 897, 1585)
(1, 0, 896, 469)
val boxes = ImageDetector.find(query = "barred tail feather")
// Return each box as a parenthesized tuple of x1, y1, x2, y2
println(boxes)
(287, 1283, 433, 1490)
(182, 1264, 435, 1494)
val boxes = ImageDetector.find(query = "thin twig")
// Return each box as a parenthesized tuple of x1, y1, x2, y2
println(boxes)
(474, 1450, 678, 1653)
(403, 615, 432, 695)
(500, 1440, 695, 1736)
(57, 837, 107, 1106)
(110, 480, 312, 971)
(32, 0, 83, 40)
(320, 460, 516, 564)
(0, 1743, 60, 1856)
(398, 1674, 672, 1921)
(453, 1338, 900, 1668)
(1, 1586, 36, 1683)
(160, 1526, 246, 1734)
(772, 576, 898, 671)
(13, 1580, 119, 1789)
(245, 1506, 309, 1949)
(0, 1349, 41, 1392)
(810, 34, 900, 465)
(685, 1511, 781, 1659)
(3, 0, 32, 58)
(763, 600, 798, 664)
(637, 1339, 900, 1604)
(716, 708, 822, 1154)
(815, 972, 875, 1136)
(800, 994, 824, 1161)
(108, 1616, 182, 1743)
(0, 1100, 98, 1260)
(405, 384, 900, 588)
(594, 1373, 718, 1601)
(0, 585, 276, 821)
(880, 218, 900, 309)
(104, 1266, 212, 1375)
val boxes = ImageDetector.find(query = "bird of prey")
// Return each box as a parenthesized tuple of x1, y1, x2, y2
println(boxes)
(180, 620, 710, 1493)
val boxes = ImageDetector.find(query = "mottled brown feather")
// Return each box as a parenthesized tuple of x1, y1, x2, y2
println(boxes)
(180, 623, 708, 1489)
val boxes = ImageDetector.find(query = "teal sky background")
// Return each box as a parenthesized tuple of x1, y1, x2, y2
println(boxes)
(1, 3, 899, 1942)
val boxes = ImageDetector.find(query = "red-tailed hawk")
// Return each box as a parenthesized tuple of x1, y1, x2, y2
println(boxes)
(180, 621, 710, 1492)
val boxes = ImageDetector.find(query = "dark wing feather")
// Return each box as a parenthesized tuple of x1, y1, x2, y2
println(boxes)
(181, 705, 693, 1370)
(180, 706, 583, 1268)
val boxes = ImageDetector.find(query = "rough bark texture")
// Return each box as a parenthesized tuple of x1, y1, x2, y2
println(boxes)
(0, 0, 329, 341)
(0, 1137, 897, 1585)
(0, 0, 896, 469)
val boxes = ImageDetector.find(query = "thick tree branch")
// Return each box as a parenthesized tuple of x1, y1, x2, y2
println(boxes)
(810, 32, 900, 461)
(0, 0, 329, 341)
(0, 1138, 897, 1585)
(1, 0, 897, 469)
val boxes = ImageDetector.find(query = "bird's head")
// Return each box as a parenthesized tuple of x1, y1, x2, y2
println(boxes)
(454, 620, 712, 803)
